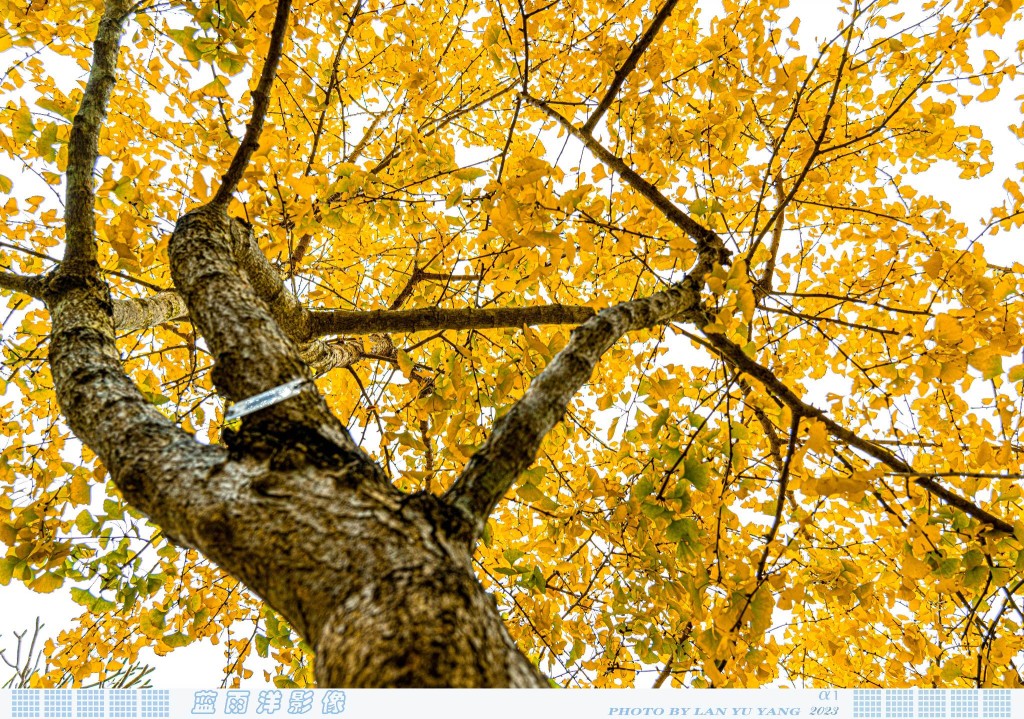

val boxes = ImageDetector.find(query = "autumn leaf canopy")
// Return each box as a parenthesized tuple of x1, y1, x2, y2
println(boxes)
(1, 0, 1024, 688)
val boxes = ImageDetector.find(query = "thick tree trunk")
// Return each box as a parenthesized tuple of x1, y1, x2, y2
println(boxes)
(306, 492, 548, 688)
(45, 247, 548, 687)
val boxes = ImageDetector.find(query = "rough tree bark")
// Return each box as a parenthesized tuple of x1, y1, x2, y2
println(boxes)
(0, 0, 1014, 690)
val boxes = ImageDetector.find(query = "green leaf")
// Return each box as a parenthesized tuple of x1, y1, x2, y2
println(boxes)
(162, 631, 191, 648)
(445, 186, 463, 208)
(224, 0, 249, 26)
(516, 482, 546, 503)
(74, 510, 96, 534)
(963, 565, 988, 588)
(12, 104, 36, 145)
(0, 557, 18, 585)
(455, 167, 486, 181)
(255, 634, 270, 658)
(157, 542, 179, 559)
(503, 548, 525, 564)
(530, 566, 546, 592)
(36, 122, 60, 162)
(71, 587, 96, 608)
(667, 518, 698, 544)
(749, 585, 774, 636)
(683, 458, 710, 491)
(641, 501, 671, 521)
(651, 408, 670, 436)
(140, 608, 167, 638)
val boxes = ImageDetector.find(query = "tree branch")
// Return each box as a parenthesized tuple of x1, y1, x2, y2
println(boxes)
(112, 290, 188, 332)
(110, 285, 597, 372)
(167, 210, 357, 451)
(0, 268, 44, 298)
(701, 329, 1015, 535)
(444, 274, 712, 539)
(524, 93, 728, 261)
(43, 0, 225, 550)
(307, 304, 597, 337)
(211, 0, 293, 206)
(62, 0, 133, 275)
(581, 0, 680, 134)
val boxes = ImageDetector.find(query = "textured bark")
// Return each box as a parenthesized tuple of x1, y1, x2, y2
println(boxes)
(307, 303, 596, 336)
(0, 268, 44, 298)
(112, 291, 188, 332)
(112, 289, 595, 340)
(63, 0, 132, 277)
(38, 4, 549, 680)
(161, 205, 548, 685)
(110, 278, 596, 373)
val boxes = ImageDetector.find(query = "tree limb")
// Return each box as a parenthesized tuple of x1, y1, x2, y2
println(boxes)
(211, 0, 293, 206)
(62, 0, 133, 275)
(307, 304, 597, 337)
(0, 268, 44, 298)
(524, 93, 728, 261)
(43, 0, 225, 548)
(112, 290, 188, 332)
(701, 329, 1015, 535)
(581, 0, 680, 134)
(444, 272, 713, 539)
(167, 210, 359, 454)
(111, 285, 597, 371)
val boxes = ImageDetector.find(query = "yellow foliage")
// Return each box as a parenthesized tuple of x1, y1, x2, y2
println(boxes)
(0, 0, 1022, 691)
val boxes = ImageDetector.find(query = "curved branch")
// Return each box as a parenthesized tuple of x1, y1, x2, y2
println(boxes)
(211, 0, 293, 206)
(44, 0, 224, 548)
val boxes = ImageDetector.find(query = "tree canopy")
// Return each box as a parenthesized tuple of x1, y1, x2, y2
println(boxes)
(1, 0, 1023, 688)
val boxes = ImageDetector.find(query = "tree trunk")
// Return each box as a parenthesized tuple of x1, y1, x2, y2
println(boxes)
(44, 200, 548, 687)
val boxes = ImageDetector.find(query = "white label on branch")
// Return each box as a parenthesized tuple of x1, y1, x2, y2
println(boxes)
(225, 378, 310, 421)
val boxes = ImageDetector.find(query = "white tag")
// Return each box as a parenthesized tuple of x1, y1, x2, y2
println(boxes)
(225, 378, 309, 421)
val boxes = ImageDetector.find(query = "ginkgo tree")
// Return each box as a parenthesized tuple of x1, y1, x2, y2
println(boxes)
(0, 0, 1022, 688)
